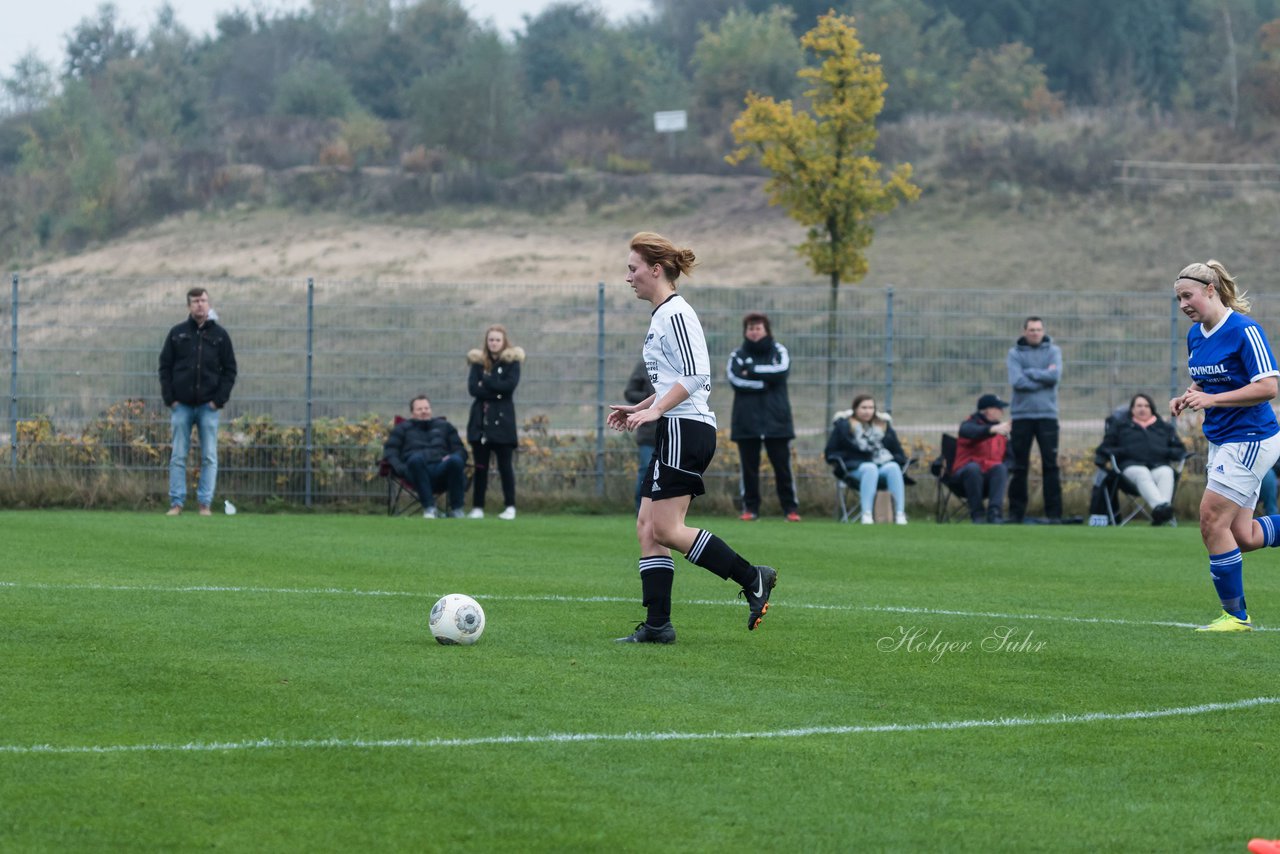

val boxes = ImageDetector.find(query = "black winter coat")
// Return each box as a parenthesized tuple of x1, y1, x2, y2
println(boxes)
(624, 360, 658, 447)
(1095, 416, 1186, 471)
(158, 317, 237, 408)
(467, 346, 524, 446)
(383, 417, 467, 477)
(726, 336, 795, 441)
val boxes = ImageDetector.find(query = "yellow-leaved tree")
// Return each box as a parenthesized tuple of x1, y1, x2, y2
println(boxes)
(727, 12, 919, 421)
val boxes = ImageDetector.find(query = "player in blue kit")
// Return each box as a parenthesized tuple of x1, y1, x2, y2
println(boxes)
(1170, 260, 1280, 632)
(606, 232, 777, 643)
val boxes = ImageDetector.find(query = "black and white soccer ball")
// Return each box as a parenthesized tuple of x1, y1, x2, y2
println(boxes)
(429, 594, 486, 645)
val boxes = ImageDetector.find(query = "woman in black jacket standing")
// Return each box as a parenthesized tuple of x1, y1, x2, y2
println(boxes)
(466, 324, 524, 520)
(726, 311, 799, 521)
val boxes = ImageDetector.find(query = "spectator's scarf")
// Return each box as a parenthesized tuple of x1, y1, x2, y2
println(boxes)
(852, 419, 893, 465)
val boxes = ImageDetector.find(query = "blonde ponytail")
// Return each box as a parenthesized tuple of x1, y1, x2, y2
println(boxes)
(1178, 260, 1250, 314)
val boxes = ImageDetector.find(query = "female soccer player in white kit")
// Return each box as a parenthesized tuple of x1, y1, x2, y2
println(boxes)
(607, 232, 777, 643)
(1170, 260, 1280, 631)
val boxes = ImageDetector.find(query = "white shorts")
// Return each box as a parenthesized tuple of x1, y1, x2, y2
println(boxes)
(1205, 433, 1280, 508)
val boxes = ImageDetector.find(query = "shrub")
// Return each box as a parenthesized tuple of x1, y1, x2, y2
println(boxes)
(603, 153, 651, 174)
(83, 398, 168, 466)
(958, 43, 1061, 121)
(273, 61, 357, 120)
(399, 144, 446, 174)
(318, 139, 353, 168)
(2, 402, 1156, 518)
(339, 112, 391, 168)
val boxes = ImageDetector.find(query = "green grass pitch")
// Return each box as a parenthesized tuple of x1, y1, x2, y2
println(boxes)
(2, 510, 1278, 851)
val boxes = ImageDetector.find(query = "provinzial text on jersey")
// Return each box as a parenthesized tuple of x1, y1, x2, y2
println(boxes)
(1188, 364, 1231, 377)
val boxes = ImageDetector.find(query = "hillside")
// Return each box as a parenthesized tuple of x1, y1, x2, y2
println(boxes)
(17, 174, 1280, 291)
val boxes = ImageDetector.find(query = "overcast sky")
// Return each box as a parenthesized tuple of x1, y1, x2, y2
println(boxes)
(5, 0, 651, 68)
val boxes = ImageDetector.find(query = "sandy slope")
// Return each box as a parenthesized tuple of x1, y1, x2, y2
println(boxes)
(27, 176, 818, 286)
(20, 174, 1280, 290)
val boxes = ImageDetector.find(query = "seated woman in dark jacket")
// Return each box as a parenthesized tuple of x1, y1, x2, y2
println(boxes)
(1095, 392, 1187, 525)
(824, 393, 909, 525)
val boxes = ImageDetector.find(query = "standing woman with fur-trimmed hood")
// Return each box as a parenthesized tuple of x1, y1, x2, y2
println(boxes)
(466, 324, 524, 520)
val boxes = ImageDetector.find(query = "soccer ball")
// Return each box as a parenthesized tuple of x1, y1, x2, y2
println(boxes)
(429, 594, 486, 645)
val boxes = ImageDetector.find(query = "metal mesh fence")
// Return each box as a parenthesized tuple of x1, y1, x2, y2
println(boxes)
(0, 273, 1247, 511)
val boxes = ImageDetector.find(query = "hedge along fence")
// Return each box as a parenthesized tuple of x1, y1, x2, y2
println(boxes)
(0, 398, 1210, 518)
(7, 399, 389, 509)
(2, 276, 1224, 517)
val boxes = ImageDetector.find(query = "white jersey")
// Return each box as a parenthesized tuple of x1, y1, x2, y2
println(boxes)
(643, 293, 716, 427)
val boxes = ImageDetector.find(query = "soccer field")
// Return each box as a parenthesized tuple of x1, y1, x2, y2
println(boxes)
(3, 511, 1278, 851)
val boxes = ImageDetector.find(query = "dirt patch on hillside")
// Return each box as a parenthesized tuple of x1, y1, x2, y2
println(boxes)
(28, 175, 817, 286)
(22, 173, 1280, 293)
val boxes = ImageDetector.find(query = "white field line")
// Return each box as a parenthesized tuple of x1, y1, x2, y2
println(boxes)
(2, 579, 1278, 632)
(1, 696, 1276, 757)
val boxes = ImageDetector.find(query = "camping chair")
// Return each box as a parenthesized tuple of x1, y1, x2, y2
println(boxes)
(379, 416, 424, 517)
(828, 455, 917, 523)
(1096, 452, 1187, 527)
(929, 433, 971, 523)
(1092, 405, 1188, 527)
(379, 455, 424, 517)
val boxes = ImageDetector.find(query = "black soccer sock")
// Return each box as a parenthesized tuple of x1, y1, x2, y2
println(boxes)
(638, 556, 675, 626)
(684, 530, 755, 587)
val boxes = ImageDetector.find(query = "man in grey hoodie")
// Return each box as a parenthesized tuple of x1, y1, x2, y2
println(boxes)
(1007, 317, 1063, 522)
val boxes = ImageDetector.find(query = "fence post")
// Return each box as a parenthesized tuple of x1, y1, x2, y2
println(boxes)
(595, 282, 605, 497)
(304, 277, 315, 508)
(884, 285, 895, 412)
(1169, 292, 1180, 403)
(8, 273, 17, 473)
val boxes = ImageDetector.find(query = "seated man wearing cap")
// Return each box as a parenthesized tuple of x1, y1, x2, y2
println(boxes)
(953, 393, 1013, 524)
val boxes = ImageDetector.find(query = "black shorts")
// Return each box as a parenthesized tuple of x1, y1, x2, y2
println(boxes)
(641, 417, 717, 501)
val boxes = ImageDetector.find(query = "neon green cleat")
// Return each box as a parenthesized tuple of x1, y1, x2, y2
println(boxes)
(1195, 611, 1254, 632)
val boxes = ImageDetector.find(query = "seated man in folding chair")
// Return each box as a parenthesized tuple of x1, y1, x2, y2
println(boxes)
(1093, 392, 1187, 526)
(383, 395, 469, 519)
(954, 393, 1012, 524)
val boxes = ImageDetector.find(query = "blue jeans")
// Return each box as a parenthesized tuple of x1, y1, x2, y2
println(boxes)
(954, 461, 1009, 521)
(856, 461, 904, 515)
(169, 403, 220, 508)
(634, 443, 655, 513)
(406, 452, 466, 512)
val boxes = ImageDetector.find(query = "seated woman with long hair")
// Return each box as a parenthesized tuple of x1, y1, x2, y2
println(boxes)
(824, 393, 909, 525)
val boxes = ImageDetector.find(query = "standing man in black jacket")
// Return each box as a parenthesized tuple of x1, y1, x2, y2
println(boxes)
(159, 287, 237, 516)
(384, 395, 468, 519)
(727, 311, 800, 521)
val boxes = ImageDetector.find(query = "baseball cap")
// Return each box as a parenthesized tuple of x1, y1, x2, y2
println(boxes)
(977, 393, 1009, 410)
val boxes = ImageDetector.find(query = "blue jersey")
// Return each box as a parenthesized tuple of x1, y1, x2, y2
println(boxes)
(1186, 309, 1280, 443)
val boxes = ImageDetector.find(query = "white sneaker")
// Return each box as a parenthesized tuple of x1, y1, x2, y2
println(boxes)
(860, 512, 874, 524)
(422, 507, 437, 519)
(467, 508, 484, 519)
(498, 506, 517, 520)
(895, 512, 908, 525)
